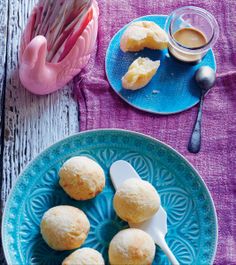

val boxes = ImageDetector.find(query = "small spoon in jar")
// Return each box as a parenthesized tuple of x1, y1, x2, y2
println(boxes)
(188, 66, 216, 153)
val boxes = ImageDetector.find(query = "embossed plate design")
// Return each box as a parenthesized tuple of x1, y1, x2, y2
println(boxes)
(105, 15, 216, 114)
(2, 130, 217, 264)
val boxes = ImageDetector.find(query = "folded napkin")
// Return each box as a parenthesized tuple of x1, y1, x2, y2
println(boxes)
(75, 0, 236, 263)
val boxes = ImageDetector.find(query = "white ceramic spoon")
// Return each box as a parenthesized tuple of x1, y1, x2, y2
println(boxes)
(110, 160, 179, 265)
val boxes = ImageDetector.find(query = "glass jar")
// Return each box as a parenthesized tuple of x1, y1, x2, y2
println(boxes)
(165, 6, 219, 64)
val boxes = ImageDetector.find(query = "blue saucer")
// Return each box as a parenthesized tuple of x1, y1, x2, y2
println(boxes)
(105, 15, 216, 114)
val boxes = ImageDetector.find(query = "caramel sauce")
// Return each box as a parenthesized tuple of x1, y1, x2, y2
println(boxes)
(173, 27, 207, 48)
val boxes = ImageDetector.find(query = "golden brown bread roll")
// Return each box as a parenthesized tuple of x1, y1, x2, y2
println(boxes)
(40, 205, 90, 251)
(59, 156, 105, 200)
(122, 57, 160, 90)
(62, 248, 105, 265)
(109, 228, 156, 265)
(113, 178, 160, 223)
(120, 21, 168, 52)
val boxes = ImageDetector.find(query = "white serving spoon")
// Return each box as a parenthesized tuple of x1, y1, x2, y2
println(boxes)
(110, 160, 179, 265)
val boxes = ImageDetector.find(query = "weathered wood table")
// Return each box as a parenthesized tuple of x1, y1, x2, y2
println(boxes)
(0, 1, 79, 263)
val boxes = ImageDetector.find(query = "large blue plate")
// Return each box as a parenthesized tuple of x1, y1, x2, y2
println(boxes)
(2, 130, 217, 264)
(105, 15, 216, 114)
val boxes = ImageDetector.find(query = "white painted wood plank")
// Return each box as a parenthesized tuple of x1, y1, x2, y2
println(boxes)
(0, 2, 9, 264)
(0, 0, 8, 160)
(1, 0, 79, 209)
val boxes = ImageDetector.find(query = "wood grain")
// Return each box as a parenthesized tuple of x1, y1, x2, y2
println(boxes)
(1, 0, 79, 203)
(0, 0, 9, 263)
(0, 0, 8, 173)
(1, 1, 79, 262)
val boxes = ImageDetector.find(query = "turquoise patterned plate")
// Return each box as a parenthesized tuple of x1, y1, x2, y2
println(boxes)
(2, 130, 218, 264)
(105, 15, 216, 114)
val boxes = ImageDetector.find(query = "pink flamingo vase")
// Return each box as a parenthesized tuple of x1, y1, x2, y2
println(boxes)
(19, 0, 99, 95)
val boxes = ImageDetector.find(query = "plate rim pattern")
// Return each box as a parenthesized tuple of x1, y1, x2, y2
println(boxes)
(1, 129, 218, 264)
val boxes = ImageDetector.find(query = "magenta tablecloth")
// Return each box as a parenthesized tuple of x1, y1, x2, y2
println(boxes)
(75, 0, 236, 264)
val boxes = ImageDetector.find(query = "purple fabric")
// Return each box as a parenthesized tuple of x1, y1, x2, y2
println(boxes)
(75, 0, 236, 264)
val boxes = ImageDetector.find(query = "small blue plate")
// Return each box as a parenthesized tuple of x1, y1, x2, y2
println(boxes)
(2, 130, 217, 265)
(105, 15, 216, 114)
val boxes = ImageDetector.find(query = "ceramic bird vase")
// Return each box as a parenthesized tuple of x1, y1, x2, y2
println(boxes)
(19, 0, 99, 95)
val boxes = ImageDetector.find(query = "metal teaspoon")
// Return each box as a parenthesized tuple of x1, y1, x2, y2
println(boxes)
(188, 66, 216, 153)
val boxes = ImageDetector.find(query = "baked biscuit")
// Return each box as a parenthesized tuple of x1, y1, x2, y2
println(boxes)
(59, 156, 105, 200)
(113, 178, 160, 223)
(120, 21, 168, 52)
(122, 57, 160, 90)
(40, 205, 90, 250)
(62, 248, 105, 265)
(109, 228, 156, 265)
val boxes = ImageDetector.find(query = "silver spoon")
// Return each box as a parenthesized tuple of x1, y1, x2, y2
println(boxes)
(188, 66, 216, 153)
